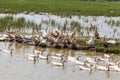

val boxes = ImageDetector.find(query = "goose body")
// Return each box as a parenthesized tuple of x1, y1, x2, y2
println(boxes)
(104, 54, 114, 61)
(79, 65, 93, 71)
(98, 57, 106, 62)
(104, 54, 110, 58)
(113, 67, 120, 72)
(3, 50, 11, 53)
(9, 34, 15, 38)
(0, 37, 6, 41)
(95, 64, 109, 71)
(75, 60, 84, 65)
(85, 57, 94, 61)
(27, 54, 36, 60)
(51, 56, 63, 60)
(2, 34, 8, 38)
(34, 50, 42, 54)
(107, 40, 116, 44)
(55, 53, 63, 57)
(0, 34, 8, 40)
(39, 54, 49, 60)
(68, 56, 77, 62)
(86, 36, 94, 46)
(68, 56, 83, 65)
(40, 39, 47, 44)
(24, 35, 32, 39)
(110, 65, 118, 69)
(110, 65, 120, 71)
(106, 61, 116, 66)
(109, 62, 120, 71)
(3, 49, 13, 54)
(85, 57, 96, 64)
(52, 61, 64, 66)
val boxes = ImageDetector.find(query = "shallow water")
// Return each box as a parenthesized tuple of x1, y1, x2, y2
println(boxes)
(0, 42, 120, 80)
(0, 13, 120, 38)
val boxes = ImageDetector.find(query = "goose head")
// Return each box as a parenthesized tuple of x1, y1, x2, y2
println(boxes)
(90, 64, 94, 71)
(61, 55, 64, 60)
(33, 56, 38, 64)
(33, 56, 37, 61)
(10, 49, 14, 55)
(76, 55, 81, 61)
(107, 64, 111, 71)
(94, 29, 99, 39)
(102, 35, 108, 48)
(61, 60, 66, 66)
(115, 60, 120, 67)
(118, 62, 120, 67)
(46, 54, 50, 60)
(36, 52, 40, 59)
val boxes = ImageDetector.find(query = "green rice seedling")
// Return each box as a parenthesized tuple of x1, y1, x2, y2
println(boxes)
(70, 21, 80, 30)
(115, 20, 120, 27)
(51, 19, 56, 27)
(111, 20, 115, 26)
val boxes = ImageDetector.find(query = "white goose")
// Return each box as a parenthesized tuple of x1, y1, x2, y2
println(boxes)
(68, 56, 84, 65)
(55, 53, 63, 57)
(68, 56, 79, 62)
(0, 34, 8, 41)
(110, 62, 120, 71)
(27, 54, 37, 61)
(85, 57, 97, 64)
(75, 60, 85, 65)
(79, 64, 93, 71)
(110, 65, 120, 72)
(98, 57, 106, 62)
(9, 34, 15, 38)
(104, 54, 114, 61)
(39, 54, 49, 60)
(52, 61, 65, 66)
(24, 34, 32, 39)
(40, 39, 47, 44)
(86, 36, 94, 46)
(85, 57, 94, 61)
(104, 54, 110, 58)
(107, 39, 116, 44)
(3, 49, 14, 54)
(34, 49, 42, 54)
(113, 67, 120, 72)
(104, 54, 114, 58)
(51, 55, 63, 60)
(106, 61, 116, 66)
(94, 64, 110, 71)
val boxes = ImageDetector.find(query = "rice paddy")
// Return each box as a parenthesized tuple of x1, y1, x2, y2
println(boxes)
(0, 0, 120, 80)
(0, 0, 120, 16)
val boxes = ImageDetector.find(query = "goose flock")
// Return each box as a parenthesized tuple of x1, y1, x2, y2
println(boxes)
(0, 28, 78, 50)
(0, 47, 120, 72)
(0, 28, 119, 73)
(26, 49, 120, 72)
(0, 27, 117, 52)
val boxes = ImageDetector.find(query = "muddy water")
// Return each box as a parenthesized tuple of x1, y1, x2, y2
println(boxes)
(0, 42, 120, 80)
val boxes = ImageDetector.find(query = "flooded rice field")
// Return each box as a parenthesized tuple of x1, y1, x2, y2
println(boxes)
(0, 41, 120, 80)
(0, 13, 120, 38)
(0, 13, 120, 80)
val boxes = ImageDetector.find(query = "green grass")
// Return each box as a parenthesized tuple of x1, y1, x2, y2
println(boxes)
(0, 0, 120, 16)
